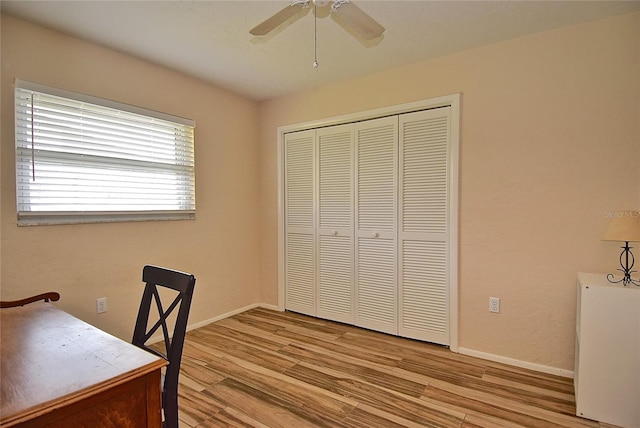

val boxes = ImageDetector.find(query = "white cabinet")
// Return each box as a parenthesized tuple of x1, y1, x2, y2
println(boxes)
(575, 273, 640, 428)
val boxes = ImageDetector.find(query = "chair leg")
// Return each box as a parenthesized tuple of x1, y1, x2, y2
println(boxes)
(163, 390, 179, 428)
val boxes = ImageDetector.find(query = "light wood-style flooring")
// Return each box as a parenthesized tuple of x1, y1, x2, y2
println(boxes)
(175, 307, 616, 428)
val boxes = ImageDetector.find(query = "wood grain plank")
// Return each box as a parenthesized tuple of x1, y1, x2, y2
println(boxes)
(187, 328, 299, 374)
(215, 317, 294, 346)
(177, 382, 227, 427)
(342, 403, 454, 428)
(422, 384, 599, 428)
(194, 322, 290, 352)
(400, 358, 577, 415)
(275, 327, 401, 367)
(461, 413, 530, 428)
(202, 353, 358, 424)
(179, 354, 227, 391)
(280, 343, 427, 398)
(174, 308, 617, 428)
(203, 378, 347, 428)
(195, 407, 270, 428)
(483, 366, 575, 396)
(284, 362, 464, 427)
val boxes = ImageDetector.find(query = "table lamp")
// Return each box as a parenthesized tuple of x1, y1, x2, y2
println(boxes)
(603, 212, 640, 286)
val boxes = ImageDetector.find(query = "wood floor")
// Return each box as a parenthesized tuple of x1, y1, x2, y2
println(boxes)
(175, 307, 616, 428)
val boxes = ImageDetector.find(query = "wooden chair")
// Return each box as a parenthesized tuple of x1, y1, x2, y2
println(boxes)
(1, 292, 60, 308)
(132, 265, 196, 428)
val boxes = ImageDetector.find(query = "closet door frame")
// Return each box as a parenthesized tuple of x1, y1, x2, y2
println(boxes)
(277, 94, 460, 352)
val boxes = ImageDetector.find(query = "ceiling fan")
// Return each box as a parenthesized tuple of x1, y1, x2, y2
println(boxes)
(250, 0, 385, 41)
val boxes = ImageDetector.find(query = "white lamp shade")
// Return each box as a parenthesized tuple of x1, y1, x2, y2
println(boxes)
(602, 212, 640, 242)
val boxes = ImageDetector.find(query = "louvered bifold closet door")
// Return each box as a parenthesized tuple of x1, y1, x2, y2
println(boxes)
(354, 116, 398, 335)
(317, 125, 355, 323)
(398, 107, 451, 345)
(284, 130, 316, 316)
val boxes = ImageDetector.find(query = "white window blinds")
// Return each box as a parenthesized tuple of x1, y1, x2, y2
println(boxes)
(14, 80, 196, 225)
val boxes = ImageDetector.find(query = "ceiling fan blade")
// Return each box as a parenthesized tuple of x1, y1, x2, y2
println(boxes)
(250, 3, 308, 36)
(332, 1, 384, 40)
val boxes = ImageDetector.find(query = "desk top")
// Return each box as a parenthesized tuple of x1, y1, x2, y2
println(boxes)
(0, 302, 166, 426)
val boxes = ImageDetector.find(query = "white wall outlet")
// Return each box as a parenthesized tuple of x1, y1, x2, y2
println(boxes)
(96, 297, 107, 314)
(489, 297, 500, 313)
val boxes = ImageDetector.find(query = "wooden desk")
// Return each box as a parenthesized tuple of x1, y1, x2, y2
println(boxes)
(0, 303, 166, 427)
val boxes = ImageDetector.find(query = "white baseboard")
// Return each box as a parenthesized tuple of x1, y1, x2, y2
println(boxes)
(186, 302, 280, 332)
(457, 347, 574, 379)
(256, 302, 279, 311)
(148, 303, 279, 344)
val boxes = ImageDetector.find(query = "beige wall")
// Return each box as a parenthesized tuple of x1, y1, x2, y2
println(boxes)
(0, 15, 261, 340)
(258, 12, 640, 370)
(2, 11, 638, 373)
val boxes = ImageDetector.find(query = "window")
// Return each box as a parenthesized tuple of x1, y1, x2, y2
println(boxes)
(14, 80, 195, 226)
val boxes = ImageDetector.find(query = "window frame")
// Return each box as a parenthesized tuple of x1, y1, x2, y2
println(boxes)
(14, 80, 196, 226)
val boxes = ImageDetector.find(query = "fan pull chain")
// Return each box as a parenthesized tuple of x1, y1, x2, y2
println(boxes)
(313, 2, 318, 68)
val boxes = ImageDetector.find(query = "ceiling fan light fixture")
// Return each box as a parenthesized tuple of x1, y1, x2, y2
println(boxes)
(250, 0, 384, 41)
(331, 0, 349, 12)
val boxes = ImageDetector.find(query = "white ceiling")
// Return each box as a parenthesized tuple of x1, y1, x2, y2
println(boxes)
(2, 0, 639, 101)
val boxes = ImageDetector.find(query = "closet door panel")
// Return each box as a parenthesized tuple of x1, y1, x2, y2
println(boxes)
(319, 235, 353, 322)
(284, 130, 316, 316)
(318, 126, 353, 232)
(401, 240, 447, 339)
(317, 125, 354, 323)
(355, 122, 396, 233)
(398, 108, 451, 344)
(354, 116, 398, 334)
(286, 233, 316, 313)
(356, 236, 396, 333)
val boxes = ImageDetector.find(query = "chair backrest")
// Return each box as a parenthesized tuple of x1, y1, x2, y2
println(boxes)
(1, 292, 60, 308)
(132, 265, 195, 427)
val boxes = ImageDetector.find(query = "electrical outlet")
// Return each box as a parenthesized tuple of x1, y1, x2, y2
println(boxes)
(489, 297, 500, 313)
(96, 297, 107, 314)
